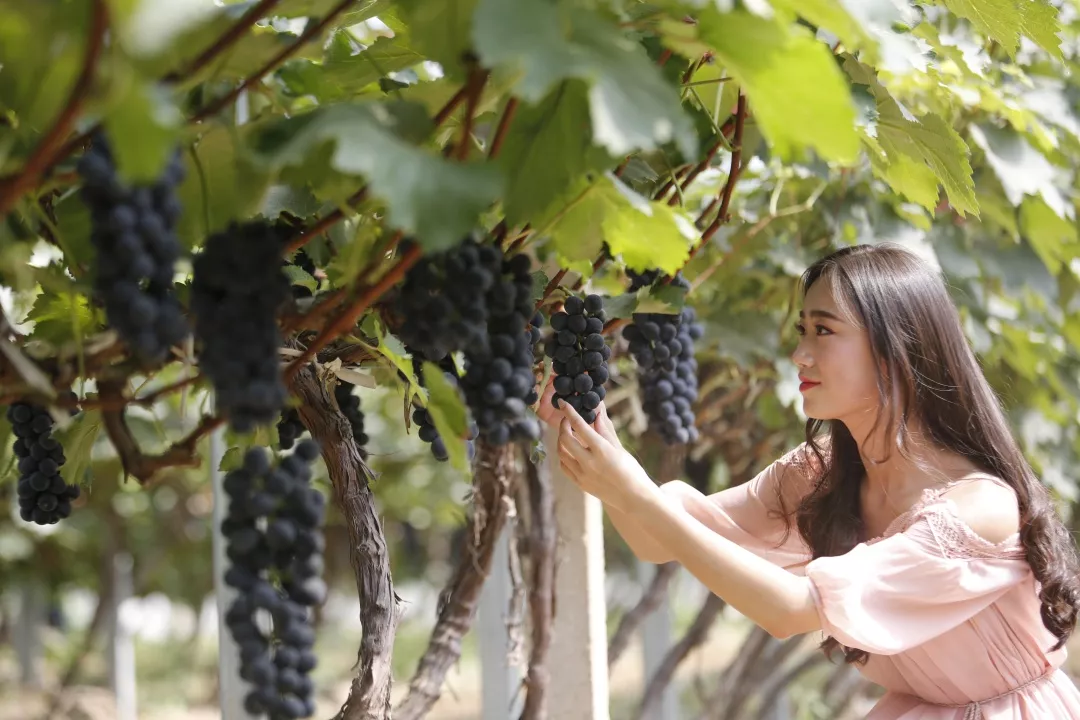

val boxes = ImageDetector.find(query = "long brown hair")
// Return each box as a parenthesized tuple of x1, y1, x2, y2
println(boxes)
(786, 243, 1080, 664)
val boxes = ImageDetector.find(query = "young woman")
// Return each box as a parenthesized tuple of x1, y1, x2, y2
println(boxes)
(541, 244, 1080, 718)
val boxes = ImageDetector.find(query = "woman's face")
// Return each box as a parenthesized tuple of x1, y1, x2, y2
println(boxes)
(791, 278, 882, 430)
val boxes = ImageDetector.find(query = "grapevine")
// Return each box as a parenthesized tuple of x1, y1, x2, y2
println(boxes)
(8, 402, 80, 525)
(623, 272, 703, 444)
(460, 251, 542, 445)
(277, 409, 307, 452)
(221, 441, 326, 719)
(76, 132, 189, 363)
(544, 294, 611, 425)
(408, 353, 479, 463)
(191, 221, 292, 433)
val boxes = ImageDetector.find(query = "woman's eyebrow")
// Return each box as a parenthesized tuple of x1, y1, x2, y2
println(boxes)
(798, 309, 843, 322)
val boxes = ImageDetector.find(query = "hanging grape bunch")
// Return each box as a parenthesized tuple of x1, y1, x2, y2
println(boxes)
(622, 271, 703, 444)
(221, 442, 325, 719)
(334, 382, 369, 461)
(8, 402, 80, 525)
(544, 295, 612, 424)
(76, 132, 188, 363)
(277, 408, 306, 451)
(191, 221, 292, 433)
(392, 237, 502, 363)
(460, 251, 542, 445)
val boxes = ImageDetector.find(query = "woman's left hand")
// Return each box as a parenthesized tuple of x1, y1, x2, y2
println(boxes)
(556, 402, 658, 514)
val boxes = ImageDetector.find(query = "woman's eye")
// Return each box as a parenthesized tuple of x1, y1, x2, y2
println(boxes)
(794, 323, 805, 335)
(815, 324, 832, 336)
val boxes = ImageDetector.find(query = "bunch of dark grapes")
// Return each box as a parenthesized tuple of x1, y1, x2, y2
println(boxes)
(277, 409, 307, 451)
(8, 402, 81, 525)
(76, 133, 188, 363)
(221, 442, 326, 719)
(191, 221, 292, 432)
(622, 272, 703, 444)
(393, 237, 502, 362)
(409, 353, 479, 463)
(459, 253, 542, 445)
(544, 295, 611, 424)
(333, 382, 369, 461)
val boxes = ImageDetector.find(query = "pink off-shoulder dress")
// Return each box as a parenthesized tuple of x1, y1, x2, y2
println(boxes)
(676, 443, 1080, 719)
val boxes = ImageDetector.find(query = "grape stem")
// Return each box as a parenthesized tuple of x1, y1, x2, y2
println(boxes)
(0, 0, 108, 217)
(191, 0, 358, 122)
(162, 0, 284, 83)
(488, 97, 520, 160)
(455, 66, 489, 161)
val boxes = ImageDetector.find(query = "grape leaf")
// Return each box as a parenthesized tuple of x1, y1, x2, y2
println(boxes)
(421, 361, 470, 473)
(536, 175, 696, 275)
(935, 0, 1060, 59)
(968, 124, 1069, 219)
(1019, 0, 1063, 60)
(299, 34, 425, 101)
(282, 265, 319, 294)
(1020, 196, 1077, 275)
(275, 0, 391, 23)
(102, 80, 183, 184)
(396, 0, 477, 75)
(54, 409, 102, 488)
(177, 125, 275, 249)
(874, 93, 978, 216)
(472, 0, 697, 160)
(247, 103, 502, 251)
(499, 81, 609, 227)
(696, 9, 859, 163)
(25, 293, 100, 348)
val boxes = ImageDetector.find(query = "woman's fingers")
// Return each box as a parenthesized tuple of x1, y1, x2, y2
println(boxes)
(595, 402, 621, 447)
(560, 402, 604, 450)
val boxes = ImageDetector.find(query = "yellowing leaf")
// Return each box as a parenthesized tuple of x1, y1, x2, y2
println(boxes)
(697, 9, 859, 163)
(421, 362, 471, 473)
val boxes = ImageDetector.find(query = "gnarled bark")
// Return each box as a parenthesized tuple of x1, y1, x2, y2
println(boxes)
(290, 364, 399, 720)
(519, 454, 556, 719)
(395, 440, 519, 720)
(607, 562, 679, 668)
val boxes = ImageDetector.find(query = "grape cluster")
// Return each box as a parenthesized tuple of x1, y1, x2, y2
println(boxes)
(393, 238, 503, 362)
(277, 409, 307, 451)
(408, 353, 478, 463)
(544, 295, 611, 424)
(622, 272, 703, 444)
(191, 221, 292, 432)
(221, 442, 326, 719)
(333, 383, 369, 461)
(460, 253, 542, 445)
(76, 133, 188, 363)
(8, 403, 80, 525)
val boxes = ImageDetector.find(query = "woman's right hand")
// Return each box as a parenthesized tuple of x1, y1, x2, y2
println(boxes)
(536, 373, 622, 450)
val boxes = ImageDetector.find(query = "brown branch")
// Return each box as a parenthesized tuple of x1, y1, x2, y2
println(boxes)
(607, 563, 679, 668)
(191, 0, 356, 122)
(518, 455, 556, 720)
(752, 653, 825, 720)
(395, 442, 518, 720)
(696, 92, 747, 249)
(0, 0, 107, 217)
(163, 0, 283, 82)
(455, 68, 489, 161)
(633, 593, 726, 720)
(434, 86, 468, 126)
(98, 379, 221, 484)
(284, 242, 423, 380)
(291, 364, 400, 720)
(535, 269, 568, 311)
(489, 97, 520, 160)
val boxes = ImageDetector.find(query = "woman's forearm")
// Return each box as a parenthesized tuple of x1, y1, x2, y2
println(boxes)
(625, 483, 820, 639)
(605, 501, 673, 563)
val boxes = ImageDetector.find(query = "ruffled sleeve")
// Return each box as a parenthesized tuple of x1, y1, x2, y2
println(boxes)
(805, 503, 1030, 655)
(669, 442, 820, 571)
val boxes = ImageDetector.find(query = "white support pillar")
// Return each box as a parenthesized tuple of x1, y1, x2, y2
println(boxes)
(544, 425, 610, 720)
(15, 582, 44, 688)
(107, 551, 137, 720)
(638, 561, 677, 720)
(211, 422, 256, 719)
(478, 527, 523, 719)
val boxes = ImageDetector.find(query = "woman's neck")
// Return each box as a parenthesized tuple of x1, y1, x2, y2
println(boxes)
(842, 416, 976, 495)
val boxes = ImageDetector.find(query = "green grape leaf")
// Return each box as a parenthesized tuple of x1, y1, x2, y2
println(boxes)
(499, 81, 609, 227)
(1020, 196, 1077, 275)
(396, 0, 477, 75)
(54, 409, 102, 488)
(102, 80, 184, 184)
(177, 124, 275, 249)
(537, 175, 696, 275)
(968, 124, 1068, 218)
(248, 103, 502, 251)
(473, 0, 697, 160)
(421, 362, 470, 473)
(696, 9, 860, 163)
(24, 292, 101, 348)
(935, 0, 1060, 59)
